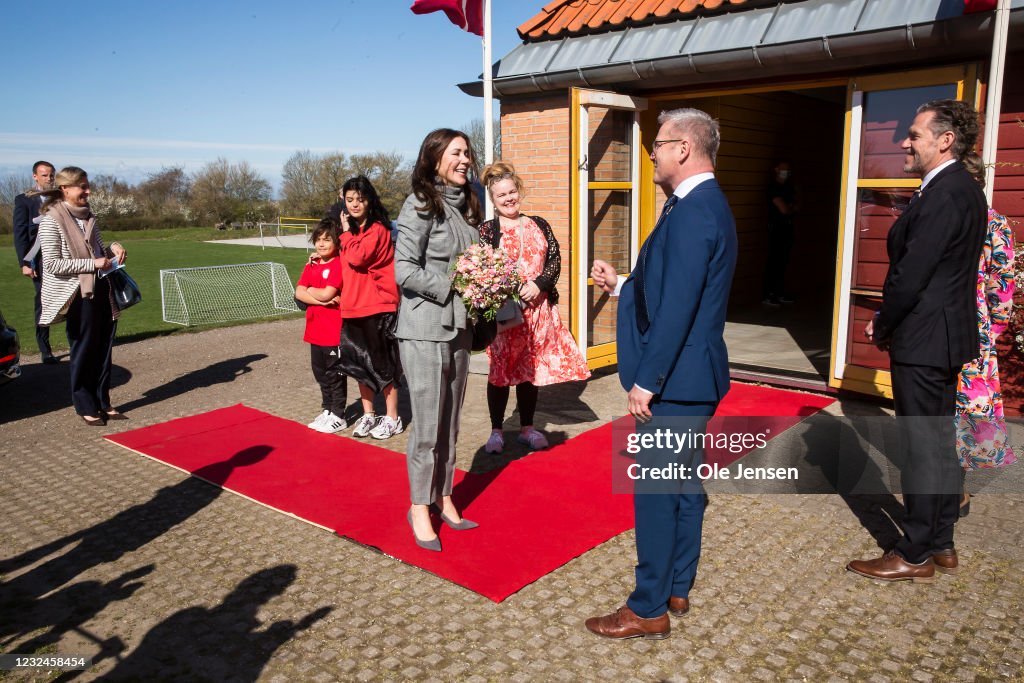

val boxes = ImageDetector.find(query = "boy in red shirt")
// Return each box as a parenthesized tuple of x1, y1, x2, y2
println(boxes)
(295, 219, 347, 432)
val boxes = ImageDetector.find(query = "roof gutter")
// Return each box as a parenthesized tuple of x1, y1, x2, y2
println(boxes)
(459, 8, 1024, 98)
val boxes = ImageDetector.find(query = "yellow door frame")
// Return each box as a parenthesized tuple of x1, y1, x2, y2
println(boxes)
(829, 64, 979, 399)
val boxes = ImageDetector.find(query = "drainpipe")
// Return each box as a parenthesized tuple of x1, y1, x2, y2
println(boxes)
(982, 0, 1011, 203)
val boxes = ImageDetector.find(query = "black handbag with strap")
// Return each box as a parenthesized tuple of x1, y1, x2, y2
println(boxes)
(107, 268, 142, 310)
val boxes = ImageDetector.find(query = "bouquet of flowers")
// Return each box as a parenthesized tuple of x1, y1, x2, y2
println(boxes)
(450, 243, 523, 322)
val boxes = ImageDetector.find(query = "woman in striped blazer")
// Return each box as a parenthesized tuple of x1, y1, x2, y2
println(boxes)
(35, 167, 127, 426)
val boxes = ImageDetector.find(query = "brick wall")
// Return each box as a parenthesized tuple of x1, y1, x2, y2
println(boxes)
(500, 93, 573, 325)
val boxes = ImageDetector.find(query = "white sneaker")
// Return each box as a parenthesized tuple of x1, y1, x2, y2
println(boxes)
(370, 416, 404, 439)
(485, 431, 504, 454)
(314, 411, 347, 433)
(517, 428, 549, 450)
(307, 410, 329, 429)
(351, 413, 379, 438)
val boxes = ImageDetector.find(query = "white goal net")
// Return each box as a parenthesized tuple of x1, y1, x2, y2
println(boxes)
(160, 262, 300, 326)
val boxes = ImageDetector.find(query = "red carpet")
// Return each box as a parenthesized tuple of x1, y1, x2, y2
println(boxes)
(105, 383, 833, 602)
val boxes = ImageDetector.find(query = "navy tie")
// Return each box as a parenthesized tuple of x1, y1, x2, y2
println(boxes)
(634, 195, 678, 334)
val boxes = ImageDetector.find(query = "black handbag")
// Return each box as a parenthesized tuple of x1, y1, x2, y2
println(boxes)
(471, 317, 498, 352)
(107, 268, 142, 310)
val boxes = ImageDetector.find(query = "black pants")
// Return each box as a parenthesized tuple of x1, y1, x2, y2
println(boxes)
(890, 362, 961, 564)
(487, 382, 538, 429)
(762, 222, 794, 299)
(65, 281, 116, 417)
(31, 275, 52, 358)
(310, 344, 347, 417)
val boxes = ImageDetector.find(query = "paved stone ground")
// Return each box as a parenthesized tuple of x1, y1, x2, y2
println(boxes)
(1, 318, 1022, 682)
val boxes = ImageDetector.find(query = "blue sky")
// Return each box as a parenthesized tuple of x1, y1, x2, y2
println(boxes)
(2, 1, 529, 189)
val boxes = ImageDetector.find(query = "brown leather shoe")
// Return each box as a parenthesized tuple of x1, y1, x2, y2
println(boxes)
(585, 605, 670, 640)
(846, 550, 935, 583)
(931, 548, 959, 575)
(668, 596, 689, 617)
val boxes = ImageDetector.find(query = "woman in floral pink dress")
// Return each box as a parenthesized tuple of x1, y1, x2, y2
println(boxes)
(956, 207, 1016, 514)
(478, 162, 590, 452)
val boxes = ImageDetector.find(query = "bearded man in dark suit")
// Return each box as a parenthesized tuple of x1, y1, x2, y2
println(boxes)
(848, 99, 988, 582)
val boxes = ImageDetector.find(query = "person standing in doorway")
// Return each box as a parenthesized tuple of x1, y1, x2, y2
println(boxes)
(762, 160, 797, 306)
(14, 161, 58, 363)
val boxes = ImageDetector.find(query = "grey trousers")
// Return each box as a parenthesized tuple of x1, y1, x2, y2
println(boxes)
(399, 327, 472, 505)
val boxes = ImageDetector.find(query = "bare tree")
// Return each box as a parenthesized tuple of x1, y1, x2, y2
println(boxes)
(0, 172, 35, 233)
(463, 117, 501, 164)
(135, 166, 191, 217)
(190, 158, 272, 226)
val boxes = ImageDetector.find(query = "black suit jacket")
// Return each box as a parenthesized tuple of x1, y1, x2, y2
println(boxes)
(874, 161, 986, 369)
(13, 192, 43, 269)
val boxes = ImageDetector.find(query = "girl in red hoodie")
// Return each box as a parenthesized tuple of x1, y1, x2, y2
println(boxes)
(337, 176, 403, 439)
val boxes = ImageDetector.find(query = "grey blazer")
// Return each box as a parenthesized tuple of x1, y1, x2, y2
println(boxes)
(394, 190, 478, 342)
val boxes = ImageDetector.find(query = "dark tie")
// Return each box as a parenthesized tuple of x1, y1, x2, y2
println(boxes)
(909, 188, 921, 205)
(634, 195, 678, 334)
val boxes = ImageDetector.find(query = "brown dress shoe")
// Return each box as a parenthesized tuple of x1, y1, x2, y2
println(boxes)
(846, 550, 935, 583)
(931, 548, 959, 575)
(585, 605, 670, 640)
(668, 596, 689, 617)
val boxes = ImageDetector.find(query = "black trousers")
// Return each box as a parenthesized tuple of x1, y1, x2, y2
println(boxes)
(762, 222, 794, 299)
(310, 344, 347, 417)
(31, 275, 52, 358)
(890, 362, 961, 564)
(65, 281, 116, 417)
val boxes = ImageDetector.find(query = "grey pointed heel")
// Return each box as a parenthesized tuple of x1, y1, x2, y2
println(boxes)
(439, 511, 479, 530)
(407, 509, 441, 551)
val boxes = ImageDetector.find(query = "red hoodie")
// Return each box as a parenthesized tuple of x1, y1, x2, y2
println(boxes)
(339, 221, 399, 318)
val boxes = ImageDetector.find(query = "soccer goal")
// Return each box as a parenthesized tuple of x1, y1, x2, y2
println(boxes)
(160, 262, 300, 326)
(257, 216, 320, 250)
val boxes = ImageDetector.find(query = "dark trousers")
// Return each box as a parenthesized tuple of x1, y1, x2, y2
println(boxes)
(310, 344, 347, 417)
(762, 222, 794, 299)
(65, 281, 116, 417)
(487, 381, 538, 429)
(627, 399, 716, 619)
(890, 362, 961, 564)
(31, 275, 52, 358)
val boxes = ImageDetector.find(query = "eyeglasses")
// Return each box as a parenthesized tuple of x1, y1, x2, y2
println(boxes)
(652, 139, 683, 150)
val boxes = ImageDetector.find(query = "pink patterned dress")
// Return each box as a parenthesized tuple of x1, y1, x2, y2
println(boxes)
(486, 216, 591, 387)
(955, 209, 1016, 469)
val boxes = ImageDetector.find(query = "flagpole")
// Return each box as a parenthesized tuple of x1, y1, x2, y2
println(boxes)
(982, 0, 1010, 203)
(483, 0, 494, 217)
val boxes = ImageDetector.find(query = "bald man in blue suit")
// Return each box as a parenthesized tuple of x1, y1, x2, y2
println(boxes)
(587, 108, 737, 640)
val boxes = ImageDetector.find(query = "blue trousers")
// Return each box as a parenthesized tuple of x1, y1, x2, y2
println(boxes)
(627, 399, 716, 619)
(65, 281, 117, 417)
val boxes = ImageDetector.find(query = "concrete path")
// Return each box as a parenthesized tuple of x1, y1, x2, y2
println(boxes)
(1, 318, 1021, 681)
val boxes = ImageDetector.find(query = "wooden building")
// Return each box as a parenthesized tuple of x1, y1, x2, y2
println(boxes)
(462, 0, 1024, 406)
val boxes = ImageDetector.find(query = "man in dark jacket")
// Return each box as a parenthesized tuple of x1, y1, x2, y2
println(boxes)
(13, 161, 57, 363)
(848, 100, 987, 582)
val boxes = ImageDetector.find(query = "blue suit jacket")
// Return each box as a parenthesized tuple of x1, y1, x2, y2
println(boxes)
(617, 178, 737, 403)
(13, 192, 43, 270)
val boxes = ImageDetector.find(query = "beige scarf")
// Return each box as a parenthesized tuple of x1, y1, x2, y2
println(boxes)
(49, 201, 98, 299)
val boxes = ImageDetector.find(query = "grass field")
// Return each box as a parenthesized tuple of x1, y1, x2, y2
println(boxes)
(0, 230, 311, 355)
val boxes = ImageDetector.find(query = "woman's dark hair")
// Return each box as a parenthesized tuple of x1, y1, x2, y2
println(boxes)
(310, 217, 340, 246)
(410, 128, 480, 226)
(341, 175, 390, 235)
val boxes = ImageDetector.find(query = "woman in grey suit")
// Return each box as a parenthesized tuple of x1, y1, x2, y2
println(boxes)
(395, 128, 482, 551)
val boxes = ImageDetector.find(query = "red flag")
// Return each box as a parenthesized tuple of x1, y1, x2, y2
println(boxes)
(411, 0, 484, 36)
(964, 0, 997, 12)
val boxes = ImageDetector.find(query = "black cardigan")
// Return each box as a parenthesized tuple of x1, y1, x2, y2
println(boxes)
(478, 215, 560, 305)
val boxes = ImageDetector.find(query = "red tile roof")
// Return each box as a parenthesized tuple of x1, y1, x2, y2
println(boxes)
(518, 0, 774, 40)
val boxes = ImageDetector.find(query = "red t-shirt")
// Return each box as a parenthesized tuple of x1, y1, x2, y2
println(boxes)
(297, 256, 343, 346)
(339, 221, 399, 318)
